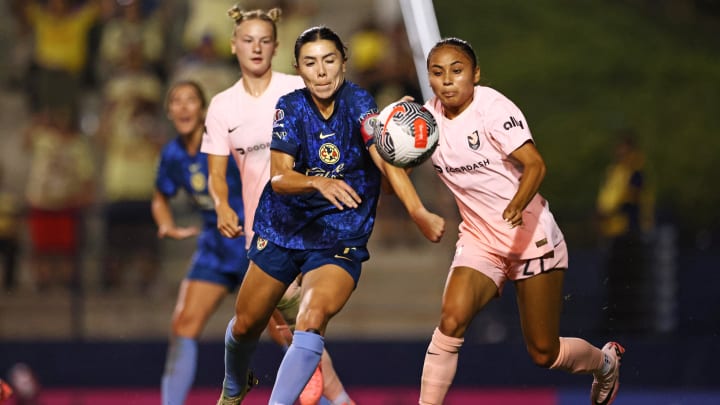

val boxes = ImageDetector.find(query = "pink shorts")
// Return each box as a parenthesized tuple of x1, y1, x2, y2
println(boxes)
(450, 235, 569, 294)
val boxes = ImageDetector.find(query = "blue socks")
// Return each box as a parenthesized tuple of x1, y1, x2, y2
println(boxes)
(161, 336, 197, 405)
(222, 317, 258, 396)
(269, 331, 324, 404)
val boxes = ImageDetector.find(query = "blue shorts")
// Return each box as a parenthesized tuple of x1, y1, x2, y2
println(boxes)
(247, 233, 369, 287)
(186, 228, 249, 291)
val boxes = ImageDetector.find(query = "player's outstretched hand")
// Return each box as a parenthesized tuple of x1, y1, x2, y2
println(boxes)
(410, 207, 445, 243)
(216, 203, 243, 238)
(397, 95, 415, 103)
(158, 225, 200, 240)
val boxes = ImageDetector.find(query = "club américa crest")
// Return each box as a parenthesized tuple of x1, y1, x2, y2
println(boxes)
(319, 143, 340, 164)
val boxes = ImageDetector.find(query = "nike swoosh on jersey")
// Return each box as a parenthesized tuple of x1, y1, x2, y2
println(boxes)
(319, 132, 336, 139)
(228, 125, 240, 133)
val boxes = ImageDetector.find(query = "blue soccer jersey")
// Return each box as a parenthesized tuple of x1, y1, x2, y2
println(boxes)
(155, 136, 248, 287)
(253, 81, 382, 250)
(155, 136, 244, 228)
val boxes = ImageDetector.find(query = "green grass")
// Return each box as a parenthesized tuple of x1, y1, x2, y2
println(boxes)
(433, 0, 720, 242)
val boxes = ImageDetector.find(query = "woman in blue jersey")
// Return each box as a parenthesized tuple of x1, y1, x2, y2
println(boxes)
(153, 81, 249, 404)
(217, 26, 381, 405)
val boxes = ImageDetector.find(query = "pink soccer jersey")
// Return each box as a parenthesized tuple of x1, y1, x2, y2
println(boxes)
(425, 86, 564, 260)
(201, 72, 304, 248)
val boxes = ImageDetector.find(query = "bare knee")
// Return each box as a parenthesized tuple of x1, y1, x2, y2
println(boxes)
(171, 309, 202, 338)
(232, 314, 266, 339)
(438, 307, 473, 338)
(296, 306, 332, 333)
(526, 341, 560, 368)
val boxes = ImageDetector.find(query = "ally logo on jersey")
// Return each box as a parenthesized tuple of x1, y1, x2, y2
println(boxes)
(503, 116, 524, 130)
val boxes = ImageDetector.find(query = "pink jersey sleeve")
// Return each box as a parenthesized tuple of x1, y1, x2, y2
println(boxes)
(201, 87, 235, 156)
(483, 89, 534, 155)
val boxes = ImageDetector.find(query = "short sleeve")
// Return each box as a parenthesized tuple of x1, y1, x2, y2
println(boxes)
(485, 93, 534, 155)
(201, 97, 231, 156)
(154, 148, 179, 197)
(270, 96, 300, 157)
(353, 88, 379, 122)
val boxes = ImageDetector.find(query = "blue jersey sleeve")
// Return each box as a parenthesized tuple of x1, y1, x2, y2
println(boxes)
(351, 88, 379, 147)
(270, 95, 301, 158)
(155, 143, 180, 197)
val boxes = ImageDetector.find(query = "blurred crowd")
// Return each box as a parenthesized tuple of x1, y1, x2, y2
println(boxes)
(0, 0, 433, 294)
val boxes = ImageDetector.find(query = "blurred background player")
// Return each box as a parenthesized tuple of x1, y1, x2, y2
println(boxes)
(0, 165, 21, 292)
(23, 106, 95, 291)
(596, 129, 655, 335)
(95, 39, 165, 292)
(154, 80, 248, 405)
(200, 7, 354, 405)
(8, 0, 100, 119)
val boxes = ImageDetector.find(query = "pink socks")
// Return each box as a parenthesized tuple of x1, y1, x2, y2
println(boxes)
(550, 337, 604, 374)
(419, 328, 464, 405)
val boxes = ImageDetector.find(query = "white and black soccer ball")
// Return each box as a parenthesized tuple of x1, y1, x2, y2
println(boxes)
(374, 100, 439, 168)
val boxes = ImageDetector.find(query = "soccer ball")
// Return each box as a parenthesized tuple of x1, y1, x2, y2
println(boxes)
(374, 100, 439, 168)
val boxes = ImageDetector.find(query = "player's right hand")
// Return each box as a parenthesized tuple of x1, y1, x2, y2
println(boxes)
(313, 176, 361, 211)
(216, 203, 243, 238)
(410, 207, 445, 243)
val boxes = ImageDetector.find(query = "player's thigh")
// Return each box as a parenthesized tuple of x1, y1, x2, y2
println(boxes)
(297, 264, 356, 332)
(514, 269, 565, 350)
(172, 279, 229, 337)
(441, 266, 499, 336)
(233, 261, 288, 333)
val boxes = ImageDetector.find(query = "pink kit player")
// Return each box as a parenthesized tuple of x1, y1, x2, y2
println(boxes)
(201, 62, 302, 249)
(367, 37, 624, 405)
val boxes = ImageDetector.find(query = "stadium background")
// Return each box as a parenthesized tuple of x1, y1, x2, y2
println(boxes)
(0, 0, 719, 403)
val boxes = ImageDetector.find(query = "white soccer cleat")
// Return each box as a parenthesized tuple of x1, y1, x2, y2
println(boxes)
(590, 342, 625, 405)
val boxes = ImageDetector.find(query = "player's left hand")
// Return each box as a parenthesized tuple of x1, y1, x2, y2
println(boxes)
(502, 205, 523, 228)
(158, 225, 200, 240)
(313, 176, 361, 210)
(410, 207, 445, 243)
